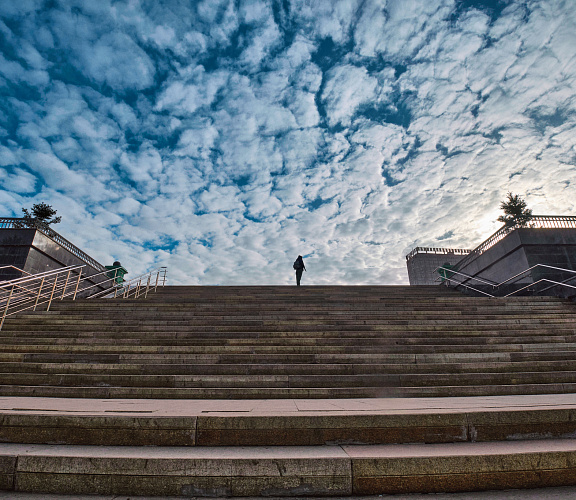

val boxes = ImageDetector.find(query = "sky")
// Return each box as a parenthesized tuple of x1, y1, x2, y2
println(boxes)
(1, 0, 575, 286)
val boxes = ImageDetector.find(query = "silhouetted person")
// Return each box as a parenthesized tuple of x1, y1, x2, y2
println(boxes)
(293, 255, 306, 286)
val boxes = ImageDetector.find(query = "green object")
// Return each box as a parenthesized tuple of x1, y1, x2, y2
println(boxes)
(105, 261, 128, 285)
(438, 262, 455, 282)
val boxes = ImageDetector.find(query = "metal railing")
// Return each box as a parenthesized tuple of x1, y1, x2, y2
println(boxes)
(0, 265, 32, 279)
(435, 264, 576, 298)
(406, 247, 471, 261)
(453, 216, 576, 271)
(0, 218, 105, 272)
(0, 265, 167, 330)
(88, 267, 168, 300)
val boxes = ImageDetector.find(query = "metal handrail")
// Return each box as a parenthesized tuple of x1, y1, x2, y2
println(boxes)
(0, 266, 31, 278)
(433, 267, 498, 287)
(0, 265, 84, 285)
(0, 218, 106, 271)
(450, 282, 495, 297)
(498, 264, 576, 287)
(88, 267, 167, 300)
(436, 263, 576, 298)
(433, 267, 497, 297)
(406, 247, 471, 261)
(0, 265, 168, 330)
(0, 266, 86, 328)
(504, 279, 576, 297)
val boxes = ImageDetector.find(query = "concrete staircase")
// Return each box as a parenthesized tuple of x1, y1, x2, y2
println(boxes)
(1, 285, 576, 497)
(1, 285, 576, 398)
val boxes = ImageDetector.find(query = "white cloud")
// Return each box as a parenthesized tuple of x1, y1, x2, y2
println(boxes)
(119, 144, 163, 188)
(155, 68, 228, 115)
(78, 32, 156, 90)
(286, 90, 320, 128)
(0, 167, 37, 193)
(290, 0, 361, 44)
(321, 64, 378, 127)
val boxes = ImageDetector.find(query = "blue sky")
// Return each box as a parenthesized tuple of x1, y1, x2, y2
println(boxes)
(1, 0, 575, 285)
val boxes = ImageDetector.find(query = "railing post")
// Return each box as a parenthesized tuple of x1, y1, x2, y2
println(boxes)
(61, 269, 72, 300)
(144, 275, 151, 298)
(73, 270, 82, 301)
(34, 277, 45, 311)
(161, 267, 167, 287)
(0, 286, 14, 330)
(154, 270, 160, 291)
(46, 275, 59, 312)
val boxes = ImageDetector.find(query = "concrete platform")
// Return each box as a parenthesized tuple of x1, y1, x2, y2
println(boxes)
(4, 393, 576, 415)
(2, 394, 576, 447)
(0, 395, 575, 496)
(2, 439, 576, 496)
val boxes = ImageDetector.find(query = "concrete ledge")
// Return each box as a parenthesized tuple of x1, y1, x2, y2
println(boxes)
(469, 408, 576, 442)
(2, 395, 576, 447)
(0, 414, 196, 446)
(2, 440, 576, 496)
(1, 444, 351, 497)
(197, 413, 468, 446)
(347, 440, 576, 494)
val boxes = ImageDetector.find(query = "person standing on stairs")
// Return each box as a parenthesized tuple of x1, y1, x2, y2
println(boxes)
(293, 255, 306, 286)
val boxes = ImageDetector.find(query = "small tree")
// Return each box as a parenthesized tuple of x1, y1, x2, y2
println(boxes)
(17, 202, 62, 229)
(497, 192, 533, 229)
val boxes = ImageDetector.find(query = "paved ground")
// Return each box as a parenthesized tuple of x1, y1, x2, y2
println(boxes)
(3, 394, 576, 499)
(1, 487, 576, 499)
(2, 393, 576, 416)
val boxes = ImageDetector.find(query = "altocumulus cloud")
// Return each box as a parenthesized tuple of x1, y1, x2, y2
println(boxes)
(1, 0, 575, 285)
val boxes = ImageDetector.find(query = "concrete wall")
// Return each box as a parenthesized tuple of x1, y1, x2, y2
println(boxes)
(0, 229, 34, 280)
(407, 251, 469, 285)
(0, 228, 108, 294)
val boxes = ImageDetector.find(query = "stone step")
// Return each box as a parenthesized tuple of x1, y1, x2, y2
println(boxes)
(3, 347, 576, 363)
(5, 324, 576, 335)
(3, 350, 576, 365)
(2, 337, 576, 350)
(1, 439, 576, 496)
(0, 382, 574, 398)
(31, 297, 576, 304)
(0, 322, 576, 338)
(1, 401, 576, 447)
(2, 285, 576, 399)
(7, 320, 575, 331)
(11, 307, 576, 317)
(2, 371, 576, 390)
(36, 307, 570, 317)
(1, 359, 575, 375)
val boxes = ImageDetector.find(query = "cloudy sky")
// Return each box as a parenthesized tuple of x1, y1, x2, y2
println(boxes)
(1, 0, 575, 285)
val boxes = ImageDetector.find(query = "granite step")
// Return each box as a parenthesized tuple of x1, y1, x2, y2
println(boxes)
(2, 334, 575, 346)
(2, 371, 576, 390)
(0, 383, 575, 398)
(2, 285, 576, 399)
(2, 397, 576, 447)
(2, 440, 576, 496)
(3, 350, 576, 364)
(2, 359, 576, 375)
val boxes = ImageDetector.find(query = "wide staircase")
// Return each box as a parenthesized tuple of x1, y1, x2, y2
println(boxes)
(1, 285, 576, 496)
